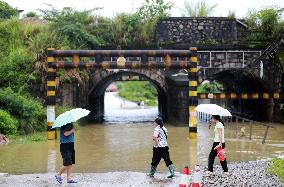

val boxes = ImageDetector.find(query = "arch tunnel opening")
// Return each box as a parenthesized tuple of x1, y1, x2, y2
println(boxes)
(88, 71, 168, 123)
(199, 70, 271, 121)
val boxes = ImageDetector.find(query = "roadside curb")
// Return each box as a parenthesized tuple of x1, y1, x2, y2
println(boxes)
(0, 173, 9, 177)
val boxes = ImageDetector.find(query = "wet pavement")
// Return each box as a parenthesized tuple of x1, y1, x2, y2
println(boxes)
(0, 159, 283, 186)
(0, 172, 182, 187)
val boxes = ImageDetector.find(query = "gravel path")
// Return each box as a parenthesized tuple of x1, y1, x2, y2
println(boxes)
(201, 160, 283, 187)
(0, 160, 283, 187)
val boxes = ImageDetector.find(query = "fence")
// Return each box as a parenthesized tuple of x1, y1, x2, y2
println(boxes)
(197, 112, 275, 144)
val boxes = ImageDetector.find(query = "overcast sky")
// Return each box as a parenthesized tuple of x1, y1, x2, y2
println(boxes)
(3, 0, 284, 18)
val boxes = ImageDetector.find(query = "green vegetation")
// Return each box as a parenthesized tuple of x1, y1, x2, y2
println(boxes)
(197, 81, 224, 93)
(276, 48, 284, 66)
(267, 158, 284, 182)
(182, 0, 217, 17)
(0, 87, 46, 134)
(9, 132, 47, 143)
(246, 7, 284, 42)
(227, 10, 236, 19)
(138, 0, 173, 20)
(24, 12, 39, 18)
(117, 81, 158, 106)
(0, 109, 18, 135)
(0, 1, 18, 19)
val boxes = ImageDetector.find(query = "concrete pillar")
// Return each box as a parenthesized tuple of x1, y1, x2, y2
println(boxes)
(188, 47, 198, 139)
(47, 48, 57, 140)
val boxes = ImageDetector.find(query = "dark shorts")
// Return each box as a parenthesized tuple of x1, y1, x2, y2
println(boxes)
(60, 142, 75, 166)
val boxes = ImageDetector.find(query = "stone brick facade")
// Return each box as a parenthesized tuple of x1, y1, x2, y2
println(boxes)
(155, 17, 246, 48)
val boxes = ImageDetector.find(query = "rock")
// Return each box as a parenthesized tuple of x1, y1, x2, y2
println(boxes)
(0, 134, 9, 145)
(198, 26, 203, 30)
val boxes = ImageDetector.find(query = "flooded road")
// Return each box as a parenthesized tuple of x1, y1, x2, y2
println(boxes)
(0, 93, 283, 174)
(104, 92, 158, 123)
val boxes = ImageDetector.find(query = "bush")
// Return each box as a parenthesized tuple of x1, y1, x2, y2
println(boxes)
(0, 109, 18, 135)
(25, 12, 39, 18)
(197, 81, 224, 93)
(0, 1, 19, 19)
(0, 87, 46, 134)
(0, 49, 34, 91)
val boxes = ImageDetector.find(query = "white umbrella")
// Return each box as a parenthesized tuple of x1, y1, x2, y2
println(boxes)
(52, 108, 90, 129)
(195, 104, 232, 116)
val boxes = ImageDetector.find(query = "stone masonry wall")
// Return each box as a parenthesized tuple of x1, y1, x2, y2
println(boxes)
(155, 17, 244, 46)
(197, 51, 261, 81)
(197, 51, 260, 67)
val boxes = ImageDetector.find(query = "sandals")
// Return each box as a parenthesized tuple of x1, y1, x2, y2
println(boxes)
(55, 175, 62, 184)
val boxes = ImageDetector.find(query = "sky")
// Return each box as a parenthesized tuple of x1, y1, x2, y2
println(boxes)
(3, 0, 284, 18)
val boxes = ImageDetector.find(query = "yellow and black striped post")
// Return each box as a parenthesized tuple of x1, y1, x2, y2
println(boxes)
(188, 47, 198, 139)
(47, 48, 57, 140)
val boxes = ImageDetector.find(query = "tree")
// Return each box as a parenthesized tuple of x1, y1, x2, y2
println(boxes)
(182, 0, 217, 17)
(246, 7, 284, 42)
(24, 11, 39, 18)
(135, 0, 173, 47)
(137, 0, 173, 21)
(0, 1, 19, 19)
(38, 5, 104, 49)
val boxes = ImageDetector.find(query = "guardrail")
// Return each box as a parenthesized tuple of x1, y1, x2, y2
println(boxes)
(197, 112, 275, 144)
(231, 115, 275, 144)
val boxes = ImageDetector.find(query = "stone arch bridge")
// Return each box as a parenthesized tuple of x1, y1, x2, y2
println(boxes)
(56, 47, 283, 124)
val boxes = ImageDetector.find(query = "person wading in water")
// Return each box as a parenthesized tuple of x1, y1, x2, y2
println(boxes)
(55, 123, 77, 185)
(206, 115, 228, 175)
(146, 117, 175, 178)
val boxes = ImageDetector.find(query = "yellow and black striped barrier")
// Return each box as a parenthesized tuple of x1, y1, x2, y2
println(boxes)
(47, 48, 57, 140)
(188, 47, 198, 139)
(197, 93, 282, 100)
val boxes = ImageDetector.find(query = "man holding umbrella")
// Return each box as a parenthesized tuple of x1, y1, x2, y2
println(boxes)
(53, 108, 90, 185)
(55, 123, 77, 185)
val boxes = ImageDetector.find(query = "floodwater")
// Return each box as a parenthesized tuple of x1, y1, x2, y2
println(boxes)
(104, 92, 158, 123)
(0, 92, 283, 174)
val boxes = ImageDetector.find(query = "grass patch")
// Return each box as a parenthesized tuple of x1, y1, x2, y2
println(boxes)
(9, 131, 47, 144)
(267, 158, 284, 182)
(116, 81, 158, 106)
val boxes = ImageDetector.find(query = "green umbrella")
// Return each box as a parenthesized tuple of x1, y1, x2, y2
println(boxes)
(52, 108, 90, 129)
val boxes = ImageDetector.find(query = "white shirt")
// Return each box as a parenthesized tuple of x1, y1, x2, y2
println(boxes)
(214, 122, 225, 143)
(153, 126, 168, 147)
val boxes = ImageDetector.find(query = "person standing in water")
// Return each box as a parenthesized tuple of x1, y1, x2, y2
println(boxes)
(147, 117, 175, 178)
(55, 123, 77, 185)
(207, 115, 228, 174)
